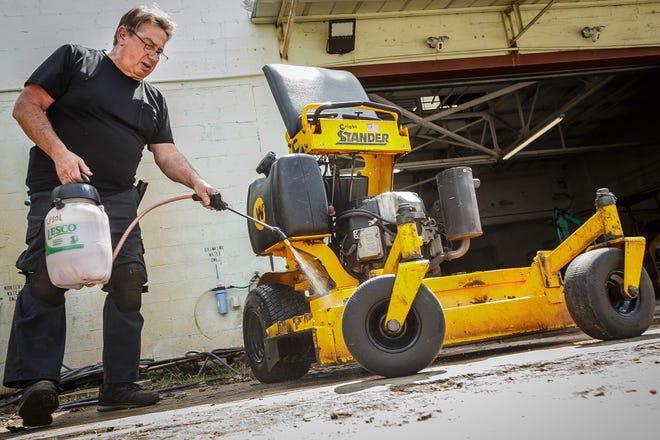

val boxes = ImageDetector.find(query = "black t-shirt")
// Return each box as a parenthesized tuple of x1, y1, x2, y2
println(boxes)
(24, 44, 174, 194)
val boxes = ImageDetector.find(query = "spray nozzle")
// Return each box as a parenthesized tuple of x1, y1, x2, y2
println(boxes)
(192, 192, 228, 210)
(209, 193, 228, 210)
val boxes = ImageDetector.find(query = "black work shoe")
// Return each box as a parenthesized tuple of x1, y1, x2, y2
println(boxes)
(18, 380, 59, 427)
(97, 382, 159, 412)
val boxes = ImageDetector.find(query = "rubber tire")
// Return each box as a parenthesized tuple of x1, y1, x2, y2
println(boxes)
(564, 248, 655, 340)
(342, 275, 445, 377)
(242, 284, 313, 383)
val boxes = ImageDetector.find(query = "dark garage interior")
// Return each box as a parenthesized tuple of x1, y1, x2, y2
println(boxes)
(357, 63, 660, 289)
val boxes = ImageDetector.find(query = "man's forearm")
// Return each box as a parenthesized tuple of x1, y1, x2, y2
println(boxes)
(156, 149, 203, 189)
(13, 93, 68, 159)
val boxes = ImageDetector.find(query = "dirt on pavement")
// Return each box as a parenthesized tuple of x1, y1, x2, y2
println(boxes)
(1, 316, 659, 439)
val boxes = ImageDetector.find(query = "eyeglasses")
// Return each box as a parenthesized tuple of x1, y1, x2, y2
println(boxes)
(128, 29, 168, 62)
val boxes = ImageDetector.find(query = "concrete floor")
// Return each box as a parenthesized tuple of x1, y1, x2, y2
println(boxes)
(2, 304, 659, 440)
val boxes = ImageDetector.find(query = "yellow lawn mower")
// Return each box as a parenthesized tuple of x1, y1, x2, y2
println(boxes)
(240, 64, 655, 383)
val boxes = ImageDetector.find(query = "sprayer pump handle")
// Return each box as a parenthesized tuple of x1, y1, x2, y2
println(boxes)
(192, 192, 228, 211)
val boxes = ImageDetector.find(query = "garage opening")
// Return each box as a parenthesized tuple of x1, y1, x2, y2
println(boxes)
(357, 64, 660, 290)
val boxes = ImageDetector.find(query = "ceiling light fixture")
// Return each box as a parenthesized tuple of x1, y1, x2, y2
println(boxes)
(503, 114, 564, 160)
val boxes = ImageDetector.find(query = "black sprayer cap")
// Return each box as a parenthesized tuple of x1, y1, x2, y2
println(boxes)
(51, 183, 102, 205)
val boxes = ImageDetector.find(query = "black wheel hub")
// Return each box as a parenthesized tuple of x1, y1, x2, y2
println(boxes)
(366, 300, 421, 353)
(607, 271, 639, 315)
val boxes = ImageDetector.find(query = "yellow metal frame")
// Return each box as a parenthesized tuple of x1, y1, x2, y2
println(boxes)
(258, 104, 646, 368)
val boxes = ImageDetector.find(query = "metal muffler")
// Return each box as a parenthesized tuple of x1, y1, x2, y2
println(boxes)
(435, 167, 482, 261)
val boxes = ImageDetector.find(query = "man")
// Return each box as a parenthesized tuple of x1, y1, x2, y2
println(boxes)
(4, 5, 220, 426)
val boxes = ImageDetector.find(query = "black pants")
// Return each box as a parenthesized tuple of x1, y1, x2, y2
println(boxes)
(3, 187, 148, 389)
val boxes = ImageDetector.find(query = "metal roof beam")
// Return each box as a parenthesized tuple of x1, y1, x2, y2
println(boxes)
(371, 93, 499, 157)
(276, 0, 298, 59)
(509, 0, 557, 47)
(415, 81, 536, 123)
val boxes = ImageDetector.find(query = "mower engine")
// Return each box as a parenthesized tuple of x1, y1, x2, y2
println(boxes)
(333, 191, 444, 280)
(246, 150, 483, 282)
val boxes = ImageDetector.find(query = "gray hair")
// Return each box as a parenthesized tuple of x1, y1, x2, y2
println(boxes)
(113, 4, 176, 45)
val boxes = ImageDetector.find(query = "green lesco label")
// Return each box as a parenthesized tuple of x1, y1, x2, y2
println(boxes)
(45, 223, 85, 255)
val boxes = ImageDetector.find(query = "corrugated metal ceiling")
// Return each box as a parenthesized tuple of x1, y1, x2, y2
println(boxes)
(250, 0, 559, 23)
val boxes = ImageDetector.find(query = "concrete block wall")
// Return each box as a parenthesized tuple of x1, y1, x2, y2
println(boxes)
(0, 0, 289, 395)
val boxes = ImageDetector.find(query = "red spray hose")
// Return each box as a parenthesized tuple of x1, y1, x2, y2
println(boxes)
(112, 195, 193, 261)
(112, 192, 286, 262)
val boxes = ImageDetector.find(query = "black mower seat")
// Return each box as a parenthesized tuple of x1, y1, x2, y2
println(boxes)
(262, 63, 378, 138)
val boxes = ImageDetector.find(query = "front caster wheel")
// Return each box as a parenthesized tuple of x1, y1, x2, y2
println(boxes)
(342, 275, 445, 377)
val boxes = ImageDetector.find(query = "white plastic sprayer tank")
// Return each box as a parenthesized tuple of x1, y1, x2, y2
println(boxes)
(44, 183, 112, 289)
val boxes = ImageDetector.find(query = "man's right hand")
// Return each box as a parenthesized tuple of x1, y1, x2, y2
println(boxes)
(52, 149, 93, 184)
